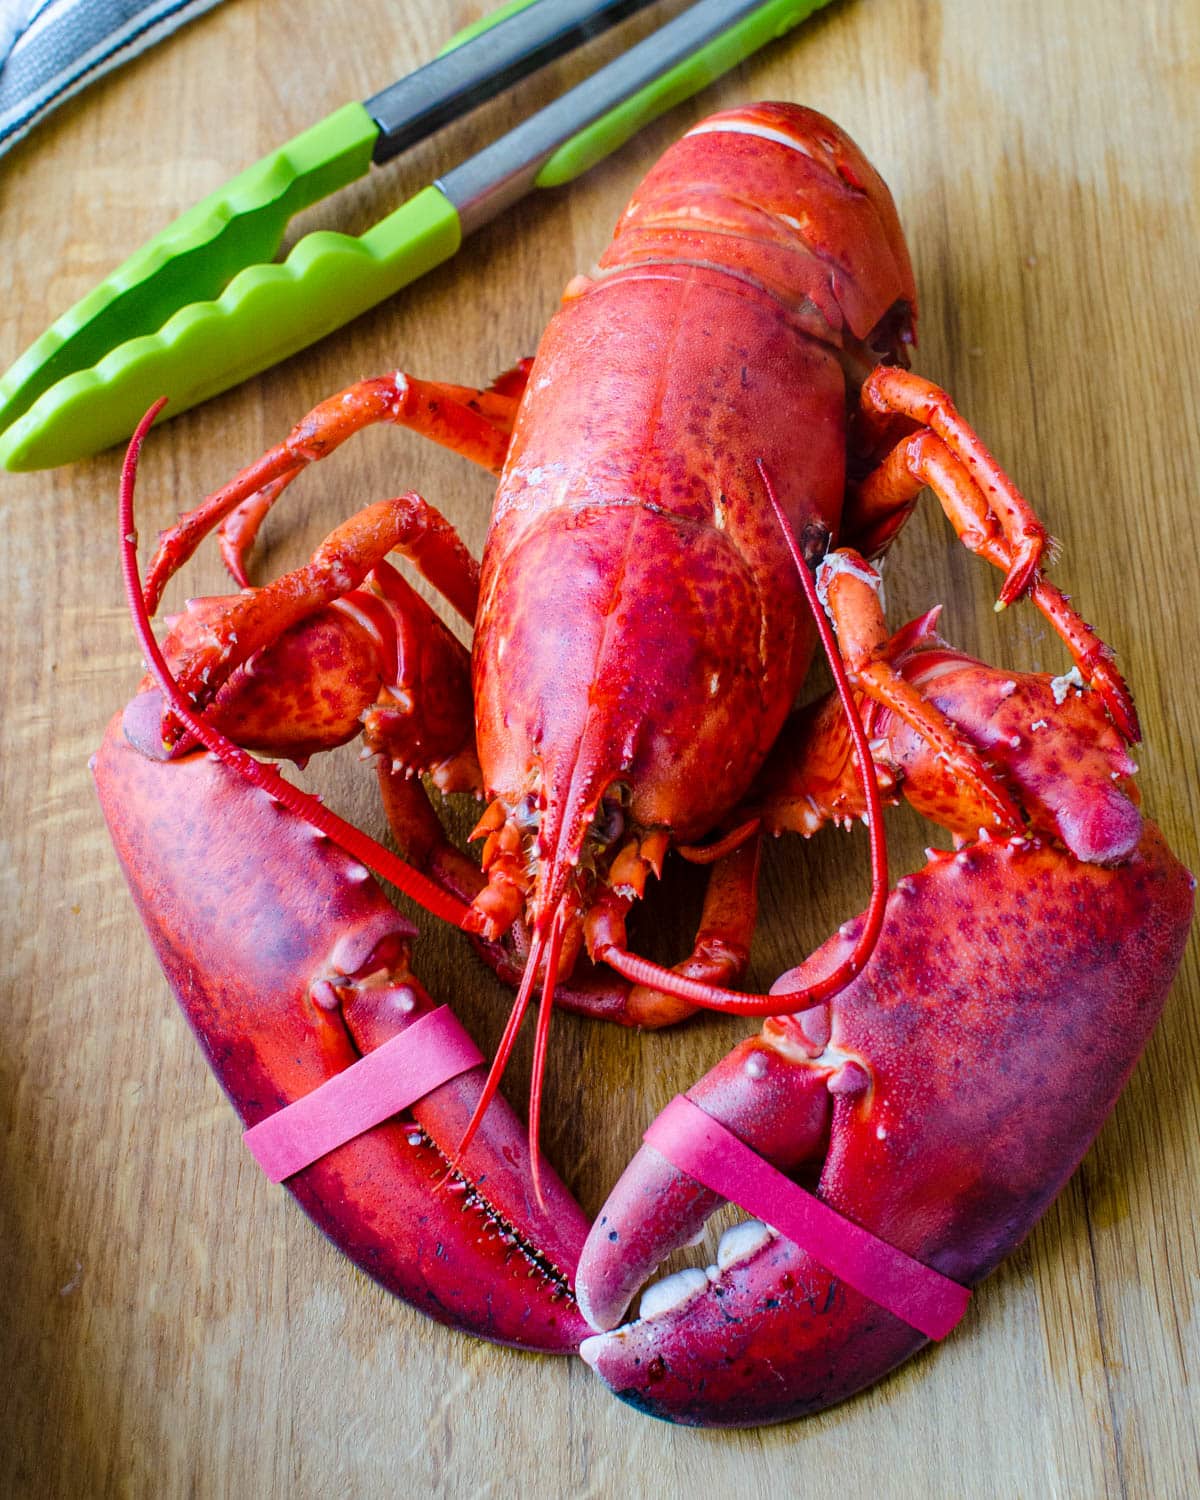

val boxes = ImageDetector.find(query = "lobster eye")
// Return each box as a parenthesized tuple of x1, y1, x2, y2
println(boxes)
(594, 792, 627, 846)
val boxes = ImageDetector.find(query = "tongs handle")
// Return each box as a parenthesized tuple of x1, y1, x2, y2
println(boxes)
(0, 102, 381, 459)
(0, 0, 830, 470)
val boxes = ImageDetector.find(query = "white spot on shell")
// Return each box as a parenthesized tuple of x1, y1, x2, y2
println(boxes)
(407, 1132, 422, 1147)
(717, 1220, 773, 1270)
(999, 680, 1017, 698)
(876, 1124, 888, 1141)
(311, 980, 340, 1011)
(744, 1053, 768, 1080)
(815, 551, 882, 611)
(1031, 719, 1048, 731)
(1050, 667, 1085, 704)
(639, 1267, 709, 1322)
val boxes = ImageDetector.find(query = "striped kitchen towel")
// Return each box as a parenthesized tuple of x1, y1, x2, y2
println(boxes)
(0, 0, 229, 158)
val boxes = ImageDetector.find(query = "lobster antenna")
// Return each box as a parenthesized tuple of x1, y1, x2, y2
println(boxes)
(453, 900, 564, 1182)
(525, 900, 569, 1208)
(119, 401, 471, 931)
(593, 461, 891, 1015)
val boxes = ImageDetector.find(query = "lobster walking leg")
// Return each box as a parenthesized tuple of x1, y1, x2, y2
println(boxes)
(622, 836, 762, 1029)
(145, 362, 529, 608)
(815, 551, 1023, 833)
(563, 835, 763, 1029)
(847, 368, 1139, 741)
(858, 367, 1049, 597)
(153, 492, 480, 751)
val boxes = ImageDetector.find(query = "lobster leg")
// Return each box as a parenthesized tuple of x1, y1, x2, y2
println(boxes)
(624, 835, 762, 1028)
(815, 550, 1023, 833)
(575, 601, 1191, 1423)
(93, 716, 590, 1352)
(146, 362, 530, 608)
(846, 367, 1139, 742)
(153, 492, 480, 751)
(361, 559, 481, 793)
(566, 835, 763, 1029)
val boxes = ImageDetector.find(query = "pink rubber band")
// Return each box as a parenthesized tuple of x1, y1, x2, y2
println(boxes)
(644, 1094, 970, 1342)
(243, 1006, 483, 1182)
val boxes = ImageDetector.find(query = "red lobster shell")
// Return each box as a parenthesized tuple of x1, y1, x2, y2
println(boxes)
(95, 103, 1193, 1426)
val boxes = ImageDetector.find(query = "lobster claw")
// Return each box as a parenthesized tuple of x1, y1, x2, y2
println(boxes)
(93, 702, 589, 1353)
(577, 825, 1194, 1425)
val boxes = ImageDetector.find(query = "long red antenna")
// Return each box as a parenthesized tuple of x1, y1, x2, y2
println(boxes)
(119, 401, 471, 931)
(594, 460, 891, 1015)
(524, 901, 568, 1207)
(450, 907, 558, 1177)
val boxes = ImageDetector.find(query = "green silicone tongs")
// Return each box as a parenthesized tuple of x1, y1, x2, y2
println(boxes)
(0, 0, 831, 471)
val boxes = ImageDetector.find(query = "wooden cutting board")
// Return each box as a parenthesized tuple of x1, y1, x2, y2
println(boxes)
(1, 1, 1197, 1494)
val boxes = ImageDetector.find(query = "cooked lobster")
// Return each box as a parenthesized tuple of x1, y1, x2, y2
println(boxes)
(93, 103, 1193, 1425)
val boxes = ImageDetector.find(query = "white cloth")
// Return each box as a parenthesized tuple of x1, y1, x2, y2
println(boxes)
(0, 0, 229, 157)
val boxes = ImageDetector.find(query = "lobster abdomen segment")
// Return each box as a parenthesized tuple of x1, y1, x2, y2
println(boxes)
(602, 102, 916, 347)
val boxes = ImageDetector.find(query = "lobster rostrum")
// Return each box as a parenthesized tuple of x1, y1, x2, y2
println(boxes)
(94, 103, 1193, 1424)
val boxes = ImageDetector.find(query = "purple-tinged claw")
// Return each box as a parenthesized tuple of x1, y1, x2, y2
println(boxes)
(578, 827, 1192, 1424)
(94, 712, 589, 1352)
(578, 1035, 832, 1332)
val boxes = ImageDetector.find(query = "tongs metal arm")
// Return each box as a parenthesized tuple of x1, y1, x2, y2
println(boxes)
(368, 0, 655, 164)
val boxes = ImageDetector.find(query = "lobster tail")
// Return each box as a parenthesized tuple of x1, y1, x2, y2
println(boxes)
(601, 103, 917, 354)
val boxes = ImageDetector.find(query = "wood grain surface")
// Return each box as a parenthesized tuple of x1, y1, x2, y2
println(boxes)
(2, 1, 1197, 1495)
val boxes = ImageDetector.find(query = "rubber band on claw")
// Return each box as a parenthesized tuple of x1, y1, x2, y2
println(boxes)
(645, 1095, 970, 1342)
(244, 1006, 484, 1182)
